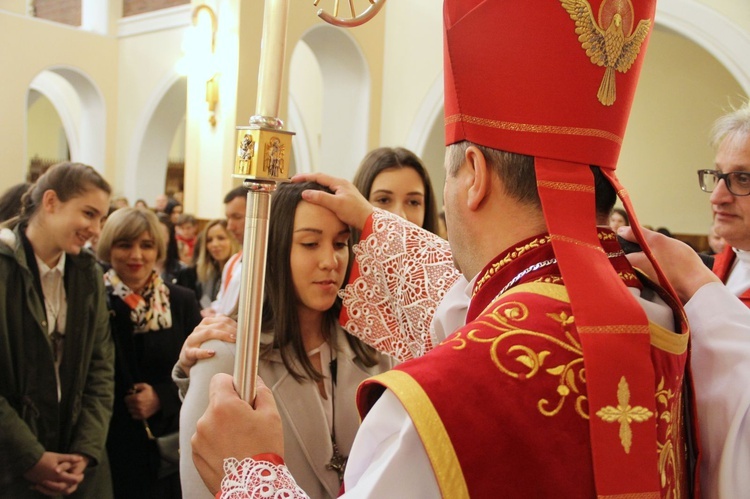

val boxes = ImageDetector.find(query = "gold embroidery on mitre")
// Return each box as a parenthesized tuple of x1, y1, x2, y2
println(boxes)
(595, 376, 654, 453)
(444, 113, 623, 144)
(560, 0, 651, 106)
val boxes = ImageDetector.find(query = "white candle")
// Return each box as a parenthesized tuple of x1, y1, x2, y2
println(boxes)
(256, 0, 289, 120)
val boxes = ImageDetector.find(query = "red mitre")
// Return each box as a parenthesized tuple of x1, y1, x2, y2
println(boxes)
(444, 0, 654, 167)
(444, 0, 686, 496)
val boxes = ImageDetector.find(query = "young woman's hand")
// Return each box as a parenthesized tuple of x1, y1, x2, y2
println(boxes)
(24, 452, 86, 496)
(178, 315, 237, 375)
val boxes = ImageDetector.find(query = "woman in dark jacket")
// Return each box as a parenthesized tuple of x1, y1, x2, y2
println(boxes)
(97, 207, 201, 499)
(0, 162, 114, 498)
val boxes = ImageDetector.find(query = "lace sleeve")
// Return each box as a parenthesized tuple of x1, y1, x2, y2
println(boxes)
(340, 210, 460, 362)
(220, 458, 308, 499)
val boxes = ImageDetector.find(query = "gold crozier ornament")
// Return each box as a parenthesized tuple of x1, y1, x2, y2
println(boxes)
(559, 0, 651, 106)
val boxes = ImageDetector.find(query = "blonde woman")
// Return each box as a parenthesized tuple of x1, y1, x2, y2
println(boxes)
(98, 207, 201, 498)
(193, 219, 239, 309)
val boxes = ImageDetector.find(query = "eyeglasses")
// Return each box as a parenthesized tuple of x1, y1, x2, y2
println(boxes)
(698, 169, 750, 197)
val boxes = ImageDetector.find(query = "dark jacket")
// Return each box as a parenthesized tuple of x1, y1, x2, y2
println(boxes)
(0, 226, 115, 498)
(106, 281, 201, 499)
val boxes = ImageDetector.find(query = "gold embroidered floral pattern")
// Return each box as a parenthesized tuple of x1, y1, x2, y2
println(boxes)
(655, 377, 682, 498)
(444, 299, 589, 419)
(595, 376, 654, 454)
(473, 236, 551, 296)
(619, 271, 638, 282)
(443, 279, 685, 497)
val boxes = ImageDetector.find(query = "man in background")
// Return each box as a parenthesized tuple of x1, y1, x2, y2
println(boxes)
(699, 102, 750, 306)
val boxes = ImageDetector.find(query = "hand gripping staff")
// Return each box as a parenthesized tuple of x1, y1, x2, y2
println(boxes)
(233, 0, 387, 405)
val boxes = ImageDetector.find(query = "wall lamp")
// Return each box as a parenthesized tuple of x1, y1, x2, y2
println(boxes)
(192, 4, 219, 126)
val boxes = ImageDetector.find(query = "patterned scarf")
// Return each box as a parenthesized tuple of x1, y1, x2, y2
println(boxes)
(104, 269, 172, 333)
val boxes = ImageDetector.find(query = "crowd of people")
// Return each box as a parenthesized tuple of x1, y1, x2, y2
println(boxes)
(2, 1, 750, 498)
(0, 143, 444, 498)
(2, 123, 748, 498)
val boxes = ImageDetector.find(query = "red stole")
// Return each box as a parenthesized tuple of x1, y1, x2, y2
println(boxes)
(358, 232, 691, 498)
(712, 245, 750, 307)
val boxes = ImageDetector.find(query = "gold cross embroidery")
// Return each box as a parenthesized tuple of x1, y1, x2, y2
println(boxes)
(595, 376, 653, 453)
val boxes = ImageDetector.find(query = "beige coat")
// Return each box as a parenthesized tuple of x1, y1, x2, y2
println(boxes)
(177, 325, 394, 499)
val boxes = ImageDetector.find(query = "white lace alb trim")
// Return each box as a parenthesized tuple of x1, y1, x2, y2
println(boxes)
(220, 457, 308, 499)
(340, 210, 460, 362)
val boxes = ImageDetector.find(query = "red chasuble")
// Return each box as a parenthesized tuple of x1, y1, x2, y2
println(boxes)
(358, 233, 691, 498)
(712, 245, 750, 307)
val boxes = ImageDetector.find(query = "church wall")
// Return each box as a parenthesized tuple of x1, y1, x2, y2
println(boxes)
(0, 9, 118, 186)
(115, 16, 189, 203)
(698, 0, 750, 31)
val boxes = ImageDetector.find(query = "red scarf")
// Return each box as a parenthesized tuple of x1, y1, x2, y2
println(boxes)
(712, 245, 750, 307)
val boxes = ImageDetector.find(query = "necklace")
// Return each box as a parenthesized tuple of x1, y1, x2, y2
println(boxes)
(474, 236, 552, 296)
(325, 346, 347, 483)
(327, 441, 347, 483)
(499, 258, 557, 296)
(496, 243, 634, 298)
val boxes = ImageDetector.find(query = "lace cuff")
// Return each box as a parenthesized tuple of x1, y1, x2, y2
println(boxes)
(340, 210, 460, 362)
(220, 457, 308, 499)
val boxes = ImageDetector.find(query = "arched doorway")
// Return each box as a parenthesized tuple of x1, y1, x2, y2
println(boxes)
(27, 66, 106, 177)
(124, 74, 187, 205)
(288, 24, 370, 179)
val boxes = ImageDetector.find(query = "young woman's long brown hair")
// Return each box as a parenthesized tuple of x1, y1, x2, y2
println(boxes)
(261, 181, 379, 382)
